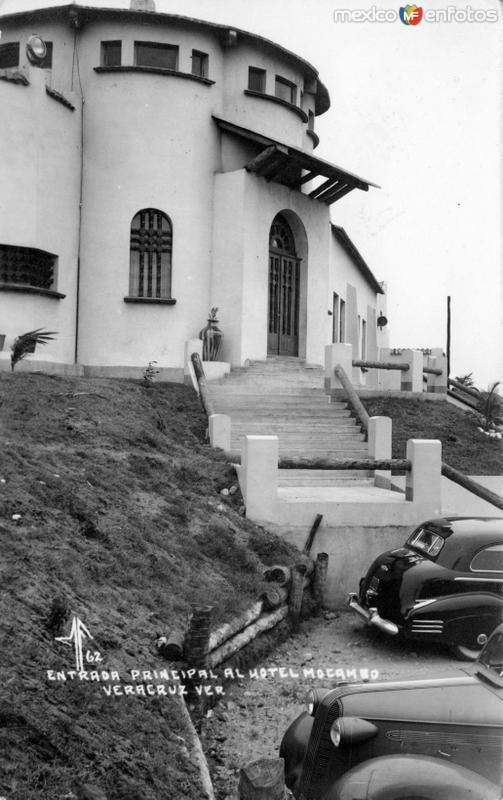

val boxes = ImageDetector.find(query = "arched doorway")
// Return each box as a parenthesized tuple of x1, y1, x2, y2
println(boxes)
(267, 214, 301, 356)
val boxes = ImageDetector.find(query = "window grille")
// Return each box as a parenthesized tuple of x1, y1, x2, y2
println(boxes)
(129, 209, 172, 299)
(101, 41, 122, 67)
(0, 244, 57, 289)
(192, 50, 208, 78)
(248, 66, 266, 93)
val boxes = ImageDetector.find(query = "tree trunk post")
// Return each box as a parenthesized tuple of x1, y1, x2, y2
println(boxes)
(313, 552, 329, 614)
(289, 563, 307, 632)
(238, 758, 286, 800)
(184, 605, 213, 670)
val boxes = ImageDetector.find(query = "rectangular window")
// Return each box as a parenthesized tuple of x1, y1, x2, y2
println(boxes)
(361, 319, 367, 359)
(101, 40, 122, 67)
(332, 292, 340, 343)
(0, 42, 20, 69)
(248, 66, 266, 93)
(135, 42, 178, 70)
(308, 109, 315, 131)
(339, 299, 346, 343)
(275, 75, 297, 105)
(39, 41, 53, 69)
(191, 49, 208, 78)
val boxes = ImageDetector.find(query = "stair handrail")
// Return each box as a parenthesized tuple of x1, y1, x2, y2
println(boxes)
(334, 364, 370, 435)
(352, 359, 409, 372)
(190, 352, 215, 417)
(441, 462, 503, 512)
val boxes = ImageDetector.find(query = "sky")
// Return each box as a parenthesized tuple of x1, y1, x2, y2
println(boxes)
(1, 0, 501, 387)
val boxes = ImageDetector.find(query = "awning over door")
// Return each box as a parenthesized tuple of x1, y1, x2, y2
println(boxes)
(213, 115, 379, 205)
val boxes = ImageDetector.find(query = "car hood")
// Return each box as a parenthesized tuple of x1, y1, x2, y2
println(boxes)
(334, 675, 502, 725)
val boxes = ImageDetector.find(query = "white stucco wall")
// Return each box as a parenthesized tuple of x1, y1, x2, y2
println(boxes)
(211, 168, 330, 367)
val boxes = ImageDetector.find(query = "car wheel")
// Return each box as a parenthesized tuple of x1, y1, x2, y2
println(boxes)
(449, 642, 483, 661)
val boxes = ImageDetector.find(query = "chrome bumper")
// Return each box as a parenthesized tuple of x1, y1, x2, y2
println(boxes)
(347, 593, 399, 636)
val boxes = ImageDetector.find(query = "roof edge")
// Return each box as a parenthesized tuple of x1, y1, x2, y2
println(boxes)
(0, 3, 331, 114)
(331, 224, 384, 295)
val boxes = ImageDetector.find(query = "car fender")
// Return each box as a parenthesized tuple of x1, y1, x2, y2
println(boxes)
(323, 754, 501, 800)
(279, 711, 313, 795)
(408, 593, 503, 645)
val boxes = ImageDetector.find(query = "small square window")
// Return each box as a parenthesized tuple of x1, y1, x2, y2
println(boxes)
(0, 42, 20, 69)
(248, 66, 266, 93)
(135, 41, 178, 70)
(275, 75, 297, 105)
(192, 50, 208, 78)
(102, 40, 122, 67)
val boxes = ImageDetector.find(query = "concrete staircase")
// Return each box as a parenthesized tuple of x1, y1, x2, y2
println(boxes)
(207, 358, 371, 485)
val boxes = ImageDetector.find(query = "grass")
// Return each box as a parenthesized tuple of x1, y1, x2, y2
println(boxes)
(362, 396, 502, 474)
(0, 373, 300, 800)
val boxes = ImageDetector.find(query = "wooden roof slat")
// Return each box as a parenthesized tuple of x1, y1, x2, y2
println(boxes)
(245, 145, 282, 174)
(260, 152, 292, 181)
(308, 177, 341, 200)
(289, 170, 318, 189)
(323, 184, 356, 205)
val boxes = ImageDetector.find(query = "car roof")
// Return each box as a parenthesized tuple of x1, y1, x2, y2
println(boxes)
(421, 517, 503, 545)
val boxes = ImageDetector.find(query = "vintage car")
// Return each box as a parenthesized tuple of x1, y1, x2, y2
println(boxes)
(347, 516, 503, 660)
(279, 623, 503, 800)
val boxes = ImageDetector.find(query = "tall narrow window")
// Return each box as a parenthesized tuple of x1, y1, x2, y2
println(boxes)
(275, 75, 296, 105)
(339, 299, 346, 343)
(0, 42, 20, 69)
(248, 66, 266, 93)
(361, 319, 367, 359)
(308, 109, 315, 131)
(129, 209, 173, 300)
(332, 292, 340, 343)
(135, 42, 178, 70)
(102, 41, 122, 67)
(192, 50, 208, 78)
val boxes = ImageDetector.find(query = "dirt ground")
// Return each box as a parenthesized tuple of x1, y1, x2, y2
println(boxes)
(201, 609, 463, 800)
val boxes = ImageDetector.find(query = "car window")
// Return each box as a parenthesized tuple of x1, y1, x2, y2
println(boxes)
(407, 528, 444, 558)
(470, 544, 503, 573)
(478, 632, 503, 675)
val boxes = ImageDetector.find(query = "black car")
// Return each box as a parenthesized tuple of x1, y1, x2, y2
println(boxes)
(279, 623, 503, 800)
(347, 516, 503, 660)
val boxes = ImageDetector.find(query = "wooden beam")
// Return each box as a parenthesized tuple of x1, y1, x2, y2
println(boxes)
(315, 181, 350, 202)
(260, 152, 291, 180)
(308, 177, 339, 199)
(279, 457, 411, 471)
(323, 183, 356, 205)
(442, 463, 503, 511)
(289, 170, 318, 189)
(334, 363, 370, 432)
(245, 145, 280, 174)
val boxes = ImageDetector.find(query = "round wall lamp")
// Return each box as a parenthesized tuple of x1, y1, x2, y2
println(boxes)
(377, 314, 388, 331)
(26, 35, 47, 65)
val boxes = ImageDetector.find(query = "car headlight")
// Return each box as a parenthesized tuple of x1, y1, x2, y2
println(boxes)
(330, 717, 379, 747)
(330, 720, 342, 747)
(305, 688, 330, 716)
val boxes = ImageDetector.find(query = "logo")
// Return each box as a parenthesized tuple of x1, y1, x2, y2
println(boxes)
(399, 4, 423, 24)
(55, 616, 102, 671)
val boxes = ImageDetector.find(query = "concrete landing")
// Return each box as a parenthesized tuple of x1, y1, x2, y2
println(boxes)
(277, 485, 404, 503)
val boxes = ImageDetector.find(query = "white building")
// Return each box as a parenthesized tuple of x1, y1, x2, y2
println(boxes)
(0, 2, 386, 380)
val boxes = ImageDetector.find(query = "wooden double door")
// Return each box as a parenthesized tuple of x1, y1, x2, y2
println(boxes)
(267, 216, 300, 357)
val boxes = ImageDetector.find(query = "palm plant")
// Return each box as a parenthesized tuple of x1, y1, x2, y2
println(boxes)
(477, 381, 502, 432)
(10, 328, 58, 371)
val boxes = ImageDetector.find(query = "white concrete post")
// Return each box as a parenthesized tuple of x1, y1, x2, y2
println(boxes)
(184, 339, 203, 390)
(377, 348, 401, 391)
(368, 416, 392, 489)
(242, 435, 278, 523)
(405, 439, 442, 514)
(208, 414, 231, 452)
(325, 343, 353, 393)
(426, 355, 447, 394)
(399, 349, 423, 392)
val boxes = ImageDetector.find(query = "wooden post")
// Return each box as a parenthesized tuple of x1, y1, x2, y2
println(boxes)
(263, 565, 291, 586)
(303, 514, 323, 554)
(313, 553, 329, 614)
(333, 364, 370, 433)
(157, 629, 184, 660)
(190, 353, 214, 417)
(184, 605, 213, 669)
(289, 563, 307, 632)
(238, 758, 286, 800)
(446, 295, 451, 381)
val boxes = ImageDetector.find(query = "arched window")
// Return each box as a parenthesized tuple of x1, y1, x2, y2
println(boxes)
(128, 209, 173, 300)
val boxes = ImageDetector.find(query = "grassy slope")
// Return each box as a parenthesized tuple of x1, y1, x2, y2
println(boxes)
(0, 374, 299, 800)
(363, 397, 502, 474)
